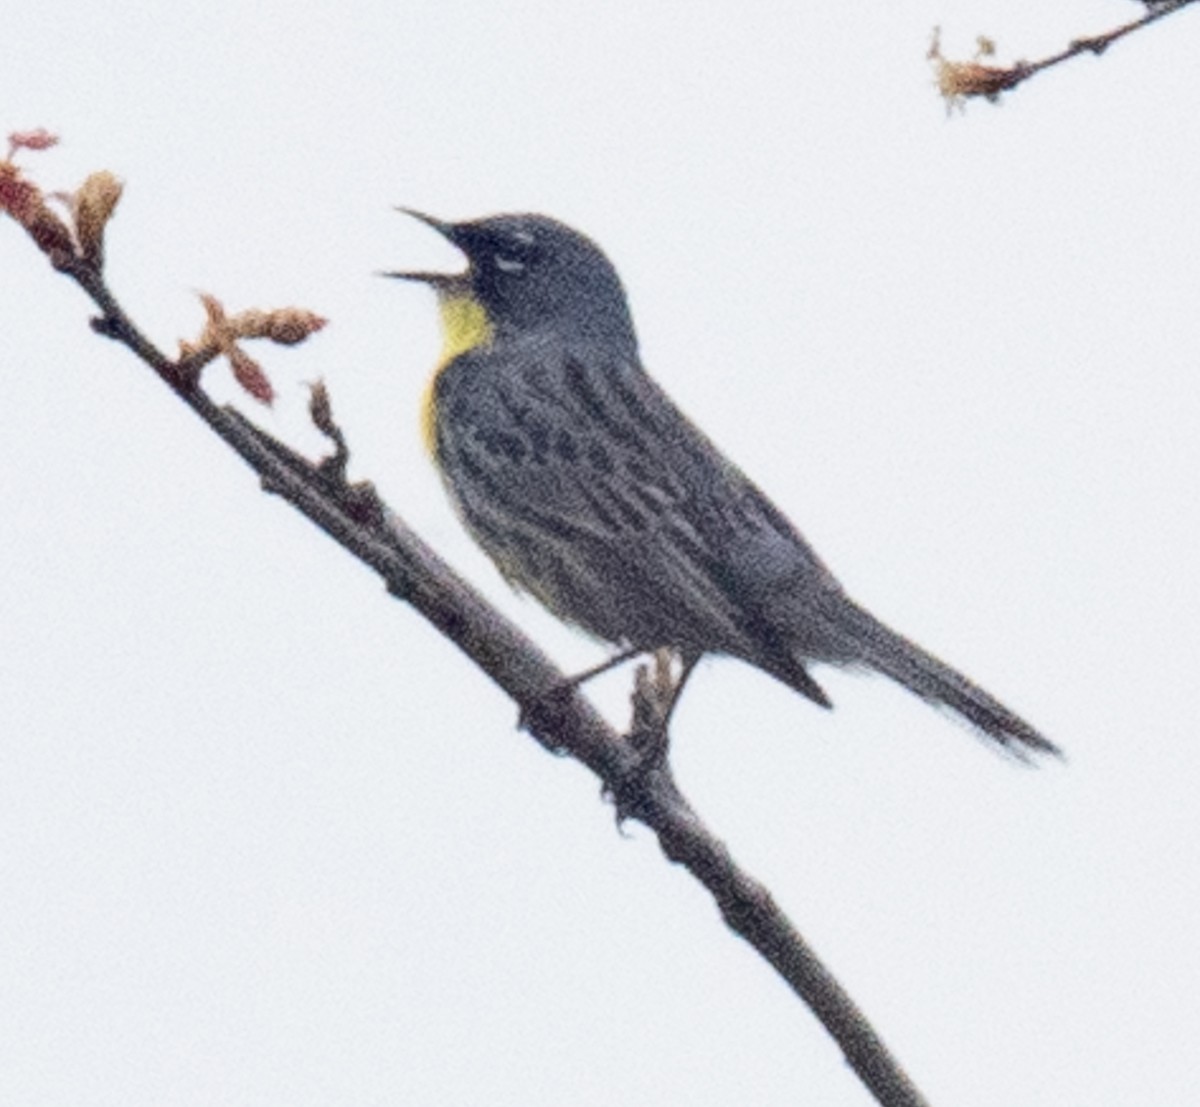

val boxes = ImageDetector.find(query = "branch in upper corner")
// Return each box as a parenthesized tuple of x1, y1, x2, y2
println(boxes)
(929, 0, 1200, 111)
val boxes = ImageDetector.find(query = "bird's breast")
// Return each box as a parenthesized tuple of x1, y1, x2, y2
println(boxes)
(420, 292, 494, 456)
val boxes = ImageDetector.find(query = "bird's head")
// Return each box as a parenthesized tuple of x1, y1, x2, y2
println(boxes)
(387, 210, 638, 354)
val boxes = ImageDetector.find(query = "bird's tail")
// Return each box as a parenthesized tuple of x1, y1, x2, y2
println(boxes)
(831, 599, 1060, 759)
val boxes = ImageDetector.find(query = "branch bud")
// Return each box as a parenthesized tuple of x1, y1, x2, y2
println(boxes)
(230, 306, 328, 345)
(7, 129, 59, 156)
(72, 170, 123, 267)
(0, 161, 76, 263)
(227, 345, 275, 406)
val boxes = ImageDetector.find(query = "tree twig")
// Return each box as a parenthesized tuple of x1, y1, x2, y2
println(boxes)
(4, 145, 931, 1107)
(930, 0, 1199, 109)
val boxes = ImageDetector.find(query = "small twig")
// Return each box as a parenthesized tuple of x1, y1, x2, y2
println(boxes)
(931, 0, 1199, 109)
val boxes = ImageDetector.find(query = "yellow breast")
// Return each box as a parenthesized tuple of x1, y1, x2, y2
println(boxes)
(420, 292, 494, 456)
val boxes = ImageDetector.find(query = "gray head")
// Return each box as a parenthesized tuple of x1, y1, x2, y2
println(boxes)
(390, 210, 639, 354)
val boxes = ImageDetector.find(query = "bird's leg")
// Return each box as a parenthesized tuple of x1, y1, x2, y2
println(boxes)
(610, 649, 699, 825)
(517, 646, 644, 732)
(662, 650, 700, 732)
(628, 648, 700, 764)
(560, 646, 644, 689)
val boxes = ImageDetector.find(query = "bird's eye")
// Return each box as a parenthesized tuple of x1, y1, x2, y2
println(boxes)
(494, 254, 527, 274)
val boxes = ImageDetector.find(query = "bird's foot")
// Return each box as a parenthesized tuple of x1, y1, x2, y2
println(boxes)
(627, 648, 678, 767)
(608, 649, 697, 826)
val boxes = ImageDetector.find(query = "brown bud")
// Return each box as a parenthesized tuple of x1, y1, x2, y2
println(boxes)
(72, 170, 123, 266)
(229, 306, 327, 345)
(265, 307, 326, 345)
(193, 292, 232, 354)
(928, 26, 1020, 109)
(936, 59, 1020, 104)
(199, 292, 229, 331)
(226, 308, 270, 339)
(189, 295, 322, 404)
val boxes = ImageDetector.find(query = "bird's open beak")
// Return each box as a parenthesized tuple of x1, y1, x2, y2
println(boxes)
(381, 208, 469, 285)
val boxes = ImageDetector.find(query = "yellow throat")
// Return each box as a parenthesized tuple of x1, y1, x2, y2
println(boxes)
(421, 291, 494, 455)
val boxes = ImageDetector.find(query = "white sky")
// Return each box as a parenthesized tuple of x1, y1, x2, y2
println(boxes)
(3, 3, 1199, 1105)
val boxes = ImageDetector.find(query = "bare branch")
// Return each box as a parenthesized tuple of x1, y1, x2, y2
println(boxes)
(5, 145, 931, 1107)
(930, 0, 1200, 110)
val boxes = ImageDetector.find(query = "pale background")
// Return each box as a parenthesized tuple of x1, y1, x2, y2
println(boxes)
(3, 3, 1199, 1105)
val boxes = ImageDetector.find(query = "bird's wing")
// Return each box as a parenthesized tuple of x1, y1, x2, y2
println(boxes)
(432, 340, 1057, 750)
(432, 339, 845, 682)
(435, 340, 764, 551)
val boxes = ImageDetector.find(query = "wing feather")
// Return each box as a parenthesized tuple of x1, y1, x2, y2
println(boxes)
(431, 337, 841, 682)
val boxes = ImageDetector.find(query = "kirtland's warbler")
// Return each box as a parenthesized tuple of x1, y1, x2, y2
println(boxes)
(389, 210, 1057, 759)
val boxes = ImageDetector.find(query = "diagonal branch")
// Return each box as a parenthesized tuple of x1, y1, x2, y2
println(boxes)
(7, 168, 930, 1107)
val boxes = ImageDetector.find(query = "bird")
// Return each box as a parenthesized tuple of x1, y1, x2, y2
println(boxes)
(387, 209, 1058, 759)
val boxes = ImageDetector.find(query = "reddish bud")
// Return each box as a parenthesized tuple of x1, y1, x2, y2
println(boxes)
(0, 161, 76, 261)
(228, 345, 275, 406)
(8, 129, 59, 154)
(308, 379, 335, 435)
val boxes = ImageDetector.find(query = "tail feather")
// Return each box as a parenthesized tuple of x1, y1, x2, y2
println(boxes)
(832, 601, 1060, 759)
